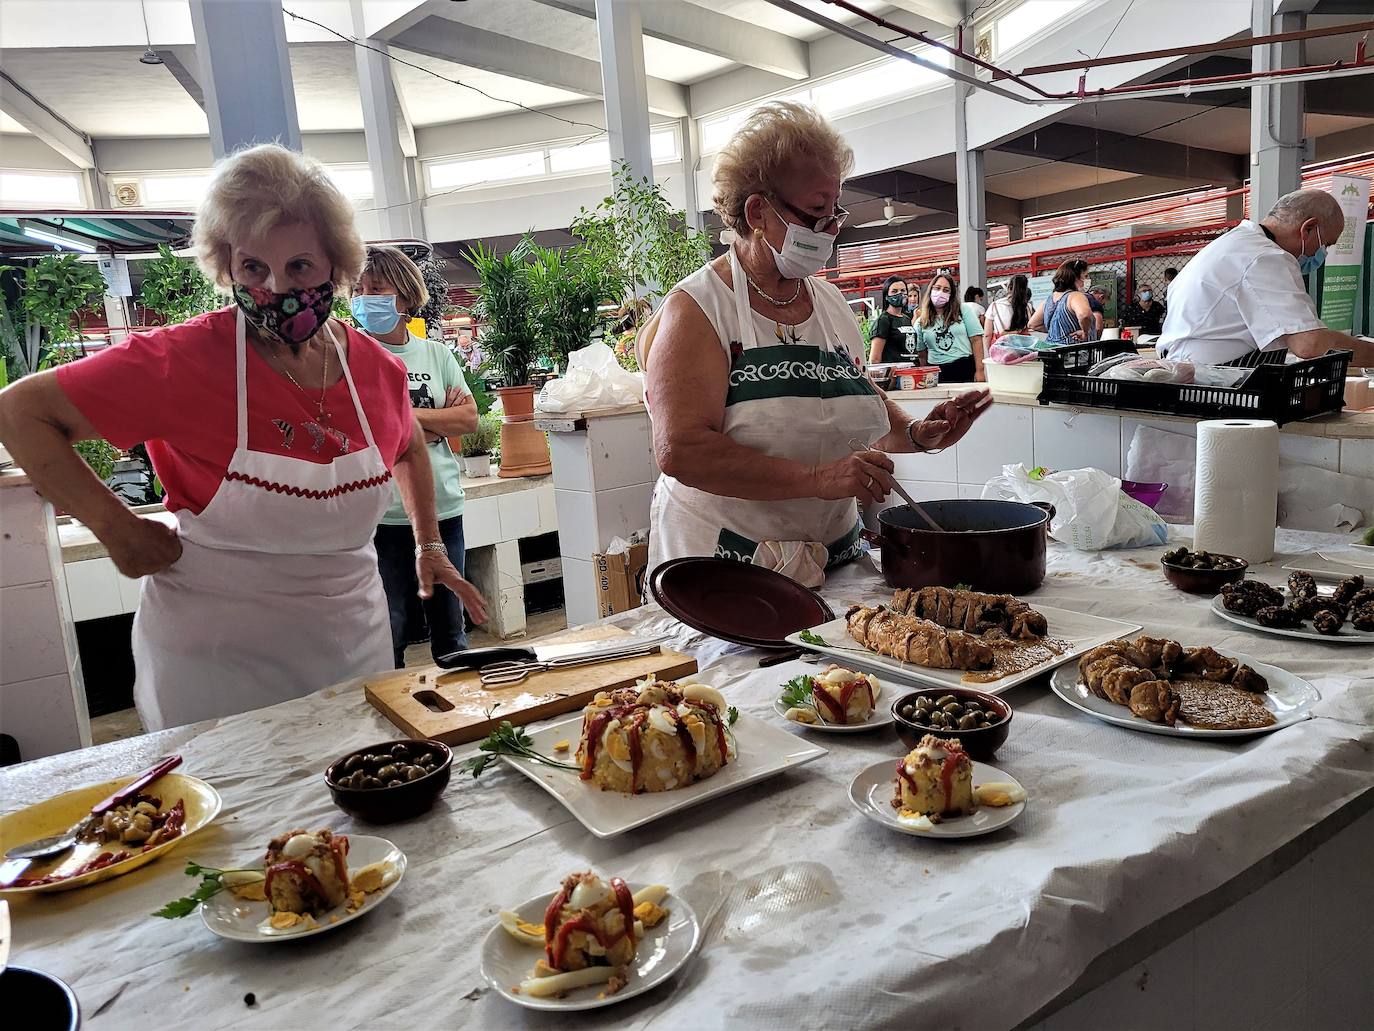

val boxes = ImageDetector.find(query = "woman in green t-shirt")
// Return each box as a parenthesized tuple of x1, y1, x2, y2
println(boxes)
(912, 272, 985, 383)
(866, 275, 916, 365)
(352, 246, 479, 667)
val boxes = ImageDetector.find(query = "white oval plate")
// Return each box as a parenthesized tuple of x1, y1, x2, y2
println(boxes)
(848, 759, 1026, 839)
(481, 885, 700, 1011)
(771, 697, 895, 733)
(1210, 595, 1374, 644)
(1049, 650, 1320, 738)
(199, 835, 405, 943)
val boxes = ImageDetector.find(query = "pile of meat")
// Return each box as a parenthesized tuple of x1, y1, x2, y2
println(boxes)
(1221, 573, 1372, 635)
(845, 605, 994, 670)
(889, 586, 1048, 641)
(1078, 636, 1274, 729)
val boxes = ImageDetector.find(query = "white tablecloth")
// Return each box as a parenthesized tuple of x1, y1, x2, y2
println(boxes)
(3, 530, 1371, 1030)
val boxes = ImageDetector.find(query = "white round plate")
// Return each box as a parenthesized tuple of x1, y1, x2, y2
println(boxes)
(848, 759, 1026, 839)
(1210, 594, 1374, 644)
(199, 835, 405, 943)
(772, 697, 895, 733)
(1049, 650, 1320, 738)
(481, 885, 700, 1011)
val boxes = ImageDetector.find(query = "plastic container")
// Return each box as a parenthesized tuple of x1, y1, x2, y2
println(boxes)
(893, 365, 940, 390)
(1121, 479, 1168, 509)
(984, 359, 1044, 395)
(1037, 342, 1352, 426)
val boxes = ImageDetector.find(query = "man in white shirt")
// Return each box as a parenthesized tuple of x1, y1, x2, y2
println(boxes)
(1157, 189, 1374, 367)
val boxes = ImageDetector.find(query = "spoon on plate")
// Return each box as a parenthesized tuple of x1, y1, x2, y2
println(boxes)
(3, 755, 183, 862)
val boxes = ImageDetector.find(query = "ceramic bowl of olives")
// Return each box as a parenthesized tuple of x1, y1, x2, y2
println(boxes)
(1161, 547, 1248, 594)
(324, 738, 452, 822)
(891, 689, 1012, 760)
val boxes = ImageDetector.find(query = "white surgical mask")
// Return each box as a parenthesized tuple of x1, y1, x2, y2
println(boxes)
(762, 199, 835, 279)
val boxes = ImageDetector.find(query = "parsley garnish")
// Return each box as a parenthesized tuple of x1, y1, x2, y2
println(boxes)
(778, 675, 815, 710)
(798, 629, 827, 647)
(953, 582, 972, 592)
(727, 706, 739, 726)
(457, 720, 581, 778)
(153, 862, 262, 919)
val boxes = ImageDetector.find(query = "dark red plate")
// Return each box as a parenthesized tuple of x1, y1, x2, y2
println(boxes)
(648, 557, 835, 649)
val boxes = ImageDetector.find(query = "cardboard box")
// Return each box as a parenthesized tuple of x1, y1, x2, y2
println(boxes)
(594, 542, 649, 617)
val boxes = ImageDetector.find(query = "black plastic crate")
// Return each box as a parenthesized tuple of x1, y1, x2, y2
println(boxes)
(1037, 342, 1352, 425)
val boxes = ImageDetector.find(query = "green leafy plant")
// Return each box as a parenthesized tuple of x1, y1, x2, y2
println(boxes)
(459, 410, 501, 458)
(456, 720, 580, 778)
(570, 161, 712, 332)
(523, 242, 612, 367)
(460, 364, 494, 417)
(462, 238, 540, 388)
(138, 244, 218, 325)
(416, 254, 455, 328)
(798, 629, 827, 647)
(153, 861, 265, 919)
(779, 675, 816, 711)
(5, 254, 106, 354)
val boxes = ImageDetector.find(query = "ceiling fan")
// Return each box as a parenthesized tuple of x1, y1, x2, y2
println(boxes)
(854, 198, 917, 229)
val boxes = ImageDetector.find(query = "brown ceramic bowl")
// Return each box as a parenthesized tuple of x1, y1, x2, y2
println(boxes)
(324, 738, 452, 823)
(1162, 554, 1249, 594)
(891, 688, 1012, 760)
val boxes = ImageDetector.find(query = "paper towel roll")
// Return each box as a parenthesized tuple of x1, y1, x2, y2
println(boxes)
(1193, 419, 1279, 562)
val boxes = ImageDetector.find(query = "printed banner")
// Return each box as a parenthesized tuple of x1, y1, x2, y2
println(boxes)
(1320, 174, 1370, 333)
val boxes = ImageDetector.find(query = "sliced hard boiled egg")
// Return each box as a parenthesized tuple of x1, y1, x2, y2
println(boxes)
(682, 683, 727, 713)
(498, 910, 546, 947)
(974, 782, 1028, 807)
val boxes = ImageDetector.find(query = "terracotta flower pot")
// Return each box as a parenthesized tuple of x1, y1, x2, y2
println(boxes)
(498, 415, 550, 478)
(497, 384, 537, 419)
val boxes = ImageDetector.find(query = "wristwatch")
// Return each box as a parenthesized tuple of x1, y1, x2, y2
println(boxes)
(415, 540, 448, 558)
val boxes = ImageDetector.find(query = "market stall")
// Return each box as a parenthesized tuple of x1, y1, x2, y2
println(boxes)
(1, 527, 1370, 1029)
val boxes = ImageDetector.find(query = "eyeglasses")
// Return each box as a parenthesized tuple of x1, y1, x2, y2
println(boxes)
(769, 194, 849, 234)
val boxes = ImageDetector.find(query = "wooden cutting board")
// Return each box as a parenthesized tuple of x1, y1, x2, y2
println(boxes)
(364, 625, 698, 746)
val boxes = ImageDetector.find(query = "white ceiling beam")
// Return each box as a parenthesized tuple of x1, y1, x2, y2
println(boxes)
(390, 63, 418, 159)
(157, 47, 206, 110)
(390, 15, 688, 118)
(528, 0, 809, 80)
(883, 0, 966, 27)
(0, 71, 94, 168)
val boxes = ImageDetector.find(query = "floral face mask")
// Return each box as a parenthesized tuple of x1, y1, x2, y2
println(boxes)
(232, 277, 335, 350)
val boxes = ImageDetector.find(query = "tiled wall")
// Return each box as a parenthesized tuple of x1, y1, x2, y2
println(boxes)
(550, 412, 658, 628)
(890, 400, 1373, 518)
(0, 481, 90, 760)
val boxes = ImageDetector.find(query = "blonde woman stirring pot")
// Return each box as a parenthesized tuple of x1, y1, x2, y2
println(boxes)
(644, 103, 988, 585)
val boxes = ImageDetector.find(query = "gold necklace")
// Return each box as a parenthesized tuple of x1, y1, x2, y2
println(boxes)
(272, 340, 331, 423)
(743, 269, 804, 307)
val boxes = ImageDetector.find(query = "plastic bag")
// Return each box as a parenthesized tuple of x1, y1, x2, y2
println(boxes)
(536, 342, 645, 414)
(982, 463, 1168, 551)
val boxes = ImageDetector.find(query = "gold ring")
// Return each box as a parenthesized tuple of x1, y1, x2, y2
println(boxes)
(865, 475, 874, 489)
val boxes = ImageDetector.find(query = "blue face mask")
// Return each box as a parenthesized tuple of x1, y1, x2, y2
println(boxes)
(350, 294, 403, 335)
(1298, 224, 1326, 275)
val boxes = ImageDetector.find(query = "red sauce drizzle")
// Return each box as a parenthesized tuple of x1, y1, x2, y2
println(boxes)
(710, 707, 728, 764)
(669, 711, 698, 772)
(895, 758, 920, 795)
(610, 877, 636, 949)
(938, 752, 964, 814)
(551, 914, 600, 970)
(263, 859, 329, 906)
(543, 885, 569, 966)
(627, 719, 644, 793)
(814, 676, 874, 724)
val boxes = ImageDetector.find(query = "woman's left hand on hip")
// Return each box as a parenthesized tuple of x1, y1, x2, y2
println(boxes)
(416, 551, 489, 624)
(913, 389, 991, 450)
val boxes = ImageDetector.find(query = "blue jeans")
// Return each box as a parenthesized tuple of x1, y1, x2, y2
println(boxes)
(374, 515, 468, 668)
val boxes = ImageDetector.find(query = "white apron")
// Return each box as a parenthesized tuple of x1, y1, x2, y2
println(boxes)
(131, 311, 394, 730)
(648, 247, 889, 582)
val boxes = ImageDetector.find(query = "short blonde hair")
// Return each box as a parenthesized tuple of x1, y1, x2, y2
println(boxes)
(360, 245, 429, 317)
(711, 102, 853, 233)
(192, 143, 365, 291)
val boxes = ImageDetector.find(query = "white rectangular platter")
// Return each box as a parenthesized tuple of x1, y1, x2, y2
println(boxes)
(500, 713, 827, 838)
(784, 604, 1142, 695)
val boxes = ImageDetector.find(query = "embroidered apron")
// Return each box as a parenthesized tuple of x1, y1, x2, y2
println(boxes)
(648, 248, 890, 583)
(131, 311, 395, 731)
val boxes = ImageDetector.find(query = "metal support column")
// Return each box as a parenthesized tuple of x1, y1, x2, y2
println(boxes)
(678, 115, 703, 231)
(593, 0, 654, 185)
(189, 0, 301, 158)
(351, 0, 423, 240)
(954, 62, 987, 290)
(1249, 0, 1306, 220)
(1226, 190, 1247, 222)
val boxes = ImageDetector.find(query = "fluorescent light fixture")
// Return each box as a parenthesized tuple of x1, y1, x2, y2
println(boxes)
(22, 226, 96, 253)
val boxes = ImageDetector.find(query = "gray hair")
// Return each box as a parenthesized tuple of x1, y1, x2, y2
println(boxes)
(1267, 188, 1342, 230)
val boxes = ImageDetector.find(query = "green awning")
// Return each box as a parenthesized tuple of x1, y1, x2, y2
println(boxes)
(0, 212, 193, 255)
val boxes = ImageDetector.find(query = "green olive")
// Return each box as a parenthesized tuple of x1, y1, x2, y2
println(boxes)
(376, 764, 399, 781)
(405, 766, 426, 782)
(362, 775, 382, 789)
(935, 695, 956, 707)
(391, 742, 411, 758)
(343, 754, 364, 773)
(958, 714, 978, 730)
(942, 702, 963, 715)
(387, 778, 404, 789)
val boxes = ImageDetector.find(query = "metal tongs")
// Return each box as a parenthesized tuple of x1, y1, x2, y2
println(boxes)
(479, 642, 663, 686)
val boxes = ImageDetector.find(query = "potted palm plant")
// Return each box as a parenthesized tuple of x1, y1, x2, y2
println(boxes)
(524, 242, 613, 369)
(457, 411, 501, 478)
(462, 237, 550, 477)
